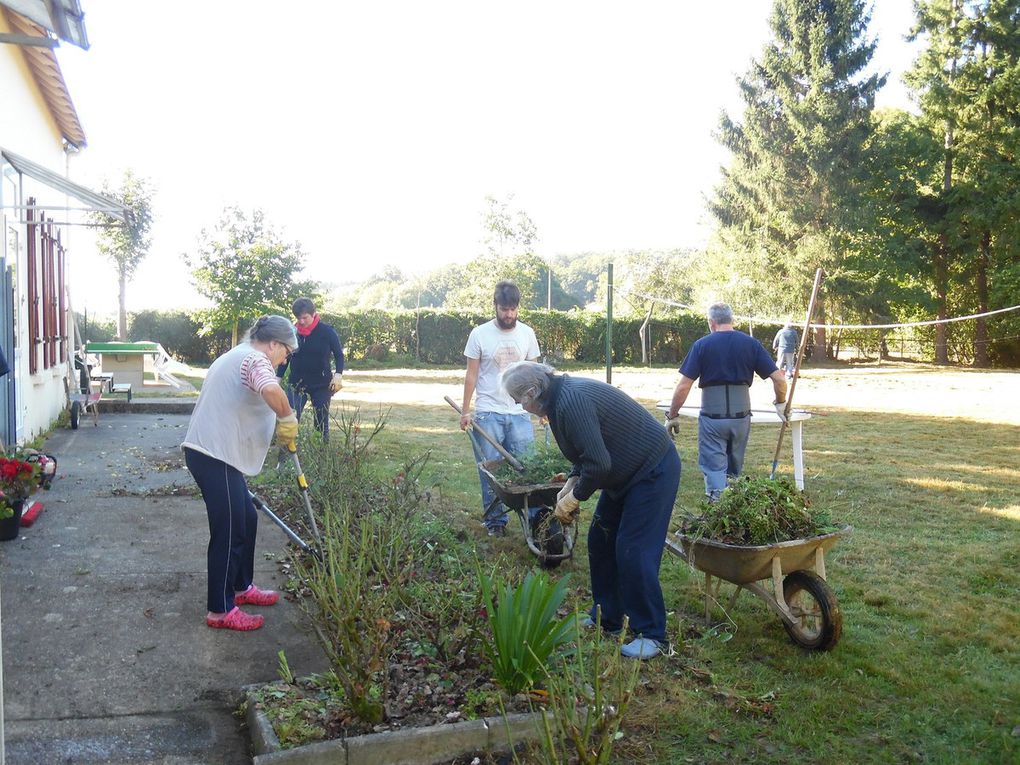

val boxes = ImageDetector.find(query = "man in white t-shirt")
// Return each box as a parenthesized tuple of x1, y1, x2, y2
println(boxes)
(460, 281, 542, 536)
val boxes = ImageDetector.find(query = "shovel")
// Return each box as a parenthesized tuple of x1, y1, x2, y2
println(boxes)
(770, 267, 823, 480)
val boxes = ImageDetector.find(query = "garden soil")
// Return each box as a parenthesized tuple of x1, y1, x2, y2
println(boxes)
(0, 411, 327, 764)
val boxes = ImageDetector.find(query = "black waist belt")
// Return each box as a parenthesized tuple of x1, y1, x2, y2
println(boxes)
(701, 410, 751, 419)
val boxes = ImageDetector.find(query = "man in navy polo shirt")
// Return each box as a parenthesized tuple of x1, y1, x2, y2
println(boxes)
(665, 303, 788, 500)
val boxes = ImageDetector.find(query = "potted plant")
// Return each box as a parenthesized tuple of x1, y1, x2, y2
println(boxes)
(0, 454, 41, 541)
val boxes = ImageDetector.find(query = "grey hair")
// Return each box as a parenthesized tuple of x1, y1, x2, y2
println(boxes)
(501, 360, 555, 409)
(707, 303, 734, 325)
(244, 315, 298, 350)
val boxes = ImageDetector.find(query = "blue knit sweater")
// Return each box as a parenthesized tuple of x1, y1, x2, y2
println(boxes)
(545, 374, 674, 501)
(277, 321, 344, 391)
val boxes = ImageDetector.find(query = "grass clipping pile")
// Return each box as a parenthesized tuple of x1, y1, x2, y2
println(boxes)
(678, 475, 838, 546)
(492, 443, 571, 486)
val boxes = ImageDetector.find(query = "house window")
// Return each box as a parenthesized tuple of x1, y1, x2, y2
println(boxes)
(25, 199, 66, 373)
(41, 222, 59, 369)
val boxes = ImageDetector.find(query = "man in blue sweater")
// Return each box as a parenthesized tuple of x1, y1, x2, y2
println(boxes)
(277, 297, 344, 443)
(502, 361, 680, 660)
(666, 303, 787, 500)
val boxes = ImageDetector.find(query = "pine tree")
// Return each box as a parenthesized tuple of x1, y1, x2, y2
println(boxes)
(711, 0, 885, 354)
(907, 0, 1020, 365)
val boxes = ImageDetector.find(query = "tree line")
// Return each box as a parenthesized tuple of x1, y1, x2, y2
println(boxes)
(89, 0, 1020, 368)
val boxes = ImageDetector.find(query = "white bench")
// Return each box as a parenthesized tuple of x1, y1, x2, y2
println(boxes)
(111, 382, 133, 402)
(90, 371, 114, 393)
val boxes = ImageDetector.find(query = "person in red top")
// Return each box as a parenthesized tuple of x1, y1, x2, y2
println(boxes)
(277, 297, 345, 442)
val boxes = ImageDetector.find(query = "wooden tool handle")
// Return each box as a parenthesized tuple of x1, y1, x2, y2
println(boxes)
(444, 395, 526, 472)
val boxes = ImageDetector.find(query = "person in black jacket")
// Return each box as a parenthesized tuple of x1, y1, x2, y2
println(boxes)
(277, 297, 344, 442)
(502, 360, 681, 660)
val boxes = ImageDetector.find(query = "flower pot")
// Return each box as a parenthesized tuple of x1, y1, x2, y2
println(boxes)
(0, 500, 24, 541)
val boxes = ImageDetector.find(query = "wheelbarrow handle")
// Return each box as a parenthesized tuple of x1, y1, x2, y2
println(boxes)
(444, 395, 525, 472)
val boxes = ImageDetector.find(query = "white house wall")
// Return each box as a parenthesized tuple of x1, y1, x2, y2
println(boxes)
(0, 13, 65, 158)
(1, 10, 77, 442)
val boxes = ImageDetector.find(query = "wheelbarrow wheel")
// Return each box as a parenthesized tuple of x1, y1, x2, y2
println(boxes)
(70, 401, 81, 430)
(781, 570, 842, 650)
(531, 508, 565, 569)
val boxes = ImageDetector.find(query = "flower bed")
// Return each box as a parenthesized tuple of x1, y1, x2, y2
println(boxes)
(246, 408, 642, 763)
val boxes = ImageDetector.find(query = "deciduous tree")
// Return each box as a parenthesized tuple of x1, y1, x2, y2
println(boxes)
(186, 207, 317, 344)
(88, 170, 153, 340)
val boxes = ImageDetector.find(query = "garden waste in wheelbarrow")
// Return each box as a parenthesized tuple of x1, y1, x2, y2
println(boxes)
(479, 458, 576, 569)
(665, 525, 852, 650)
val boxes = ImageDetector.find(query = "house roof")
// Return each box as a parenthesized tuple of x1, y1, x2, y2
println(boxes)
(2, 6, 87, 148)
(0, 0, 87, 48)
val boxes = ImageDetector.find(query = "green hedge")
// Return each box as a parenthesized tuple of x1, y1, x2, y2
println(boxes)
(122, 308, 782, 367)
(109, 307, 1020, 368)
(128, 310, 233, 364)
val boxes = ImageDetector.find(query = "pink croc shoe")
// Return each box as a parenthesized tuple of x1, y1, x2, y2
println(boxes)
(206, 607, 264, 631)
(234, 584, 280, 607)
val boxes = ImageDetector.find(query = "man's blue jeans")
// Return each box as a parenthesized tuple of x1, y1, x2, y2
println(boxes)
(697, 416, 751, 497)
(470, 411, 535, 529)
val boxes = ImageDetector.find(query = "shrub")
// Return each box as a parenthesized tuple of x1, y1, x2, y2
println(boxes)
(128, 309, 231, 363)
(284, 406, 489, 727)
(76, 311, 117, 343)
(117, 306, 732, 367)
(288, 409, 424, 724)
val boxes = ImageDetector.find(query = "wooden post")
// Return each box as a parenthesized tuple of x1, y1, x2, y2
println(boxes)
(770, 268, 823, 479)
(605, 262, 613, 384)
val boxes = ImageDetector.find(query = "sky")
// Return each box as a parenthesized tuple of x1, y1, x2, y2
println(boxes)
(55, 1, 921, 315)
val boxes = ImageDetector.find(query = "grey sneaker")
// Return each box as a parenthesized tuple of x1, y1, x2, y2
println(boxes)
(621, 638, 664, 660)
(486, 526, 507, 537)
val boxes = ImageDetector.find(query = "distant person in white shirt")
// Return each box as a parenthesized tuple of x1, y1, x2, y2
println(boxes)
(460, 281, 541, 536)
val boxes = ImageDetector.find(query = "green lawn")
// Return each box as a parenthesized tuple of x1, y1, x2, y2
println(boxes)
(328, 362, 1018, 764)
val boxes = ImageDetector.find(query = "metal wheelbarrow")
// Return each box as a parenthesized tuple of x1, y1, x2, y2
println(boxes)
(478, 458, 576, 569)
(665, 525, 852, 650)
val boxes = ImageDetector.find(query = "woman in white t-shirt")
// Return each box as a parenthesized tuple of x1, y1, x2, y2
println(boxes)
(182, 315, 299, 631)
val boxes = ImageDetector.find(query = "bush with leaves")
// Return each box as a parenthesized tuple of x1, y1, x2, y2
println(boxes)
(279, 406, 490, 728)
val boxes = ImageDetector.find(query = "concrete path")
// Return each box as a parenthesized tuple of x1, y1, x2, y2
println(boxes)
(0, 412, 327, 764)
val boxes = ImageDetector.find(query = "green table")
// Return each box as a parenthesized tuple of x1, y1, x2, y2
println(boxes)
(86, 341, 161, 388)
